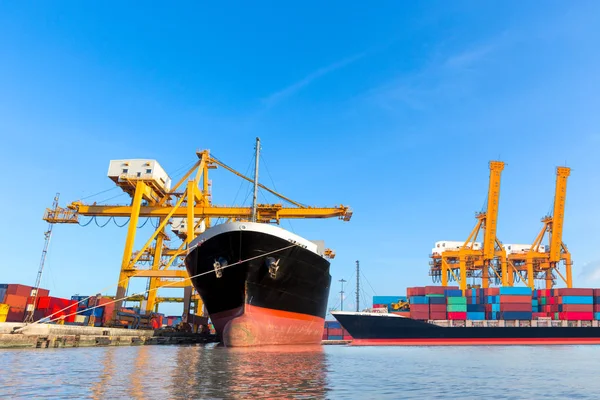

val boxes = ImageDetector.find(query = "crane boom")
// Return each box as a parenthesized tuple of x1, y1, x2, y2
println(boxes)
(550, 167, 570, 262)
(483, 161, 504, 260)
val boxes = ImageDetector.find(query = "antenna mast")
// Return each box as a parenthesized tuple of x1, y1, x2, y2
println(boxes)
(24, 193, 59, 323)
(251, 137, 260, 222)
(355, 260, 360, 312)
(339, 278, 346, 311)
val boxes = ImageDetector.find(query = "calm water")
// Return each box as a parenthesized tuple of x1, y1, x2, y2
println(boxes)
(1, 344, 600, 399)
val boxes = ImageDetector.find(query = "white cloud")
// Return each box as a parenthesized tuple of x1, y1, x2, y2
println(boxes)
(262, 52, 367, 108)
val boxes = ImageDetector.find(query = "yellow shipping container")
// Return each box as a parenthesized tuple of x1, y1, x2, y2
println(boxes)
(0, 303, 9, 323)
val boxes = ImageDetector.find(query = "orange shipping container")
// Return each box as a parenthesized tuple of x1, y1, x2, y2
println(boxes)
(4, 294, 27, 309)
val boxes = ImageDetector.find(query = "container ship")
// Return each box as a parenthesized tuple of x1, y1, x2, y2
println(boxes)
(184, 221, 332, 347)
(332, 286, 600, 346)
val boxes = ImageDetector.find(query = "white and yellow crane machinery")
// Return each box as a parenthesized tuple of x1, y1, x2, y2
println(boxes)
(507, 166, 572, 289)
(44, 147, 352, 322)
(429, 161, 508, 292)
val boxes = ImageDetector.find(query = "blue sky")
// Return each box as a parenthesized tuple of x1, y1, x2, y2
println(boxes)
(1, 1, 600, 316)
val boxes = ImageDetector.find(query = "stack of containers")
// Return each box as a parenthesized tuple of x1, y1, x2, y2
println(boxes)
(499, 287, 532, 320)
(322, 320, 351, 340)
(466, 288, 485, 320)
(594, 289, 600, 321)
(483, 287, 500, 320)
(36, 297, 78, 323)
(3, 284, 51, 322)
(425, 286, 448, 320)
(556, 288, 594, 320)
(409, 293, 429, 320)
(537, 289, 557, 318)
(445, 289, 466, 320)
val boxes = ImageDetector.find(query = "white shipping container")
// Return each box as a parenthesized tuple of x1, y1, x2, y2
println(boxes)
(432, 240, 481, 255)
(171, 217, 206, 235)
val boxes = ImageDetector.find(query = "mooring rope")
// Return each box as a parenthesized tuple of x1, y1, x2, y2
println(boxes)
(15, 243, 298, 332)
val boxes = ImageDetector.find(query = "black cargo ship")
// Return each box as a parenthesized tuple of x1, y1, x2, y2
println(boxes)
(184, 221, 332, 347)
(332, 311, 600, 345)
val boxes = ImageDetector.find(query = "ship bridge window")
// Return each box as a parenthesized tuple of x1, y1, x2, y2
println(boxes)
(122, 168, 128, 173)
(137, 172, 141, 177)
(146, 169, 152, 173)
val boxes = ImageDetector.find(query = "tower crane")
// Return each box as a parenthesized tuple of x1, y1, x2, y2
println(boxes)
(507, 166, 572, 289)
(429, 161, 508, 292)
(43, 147, 352, 322)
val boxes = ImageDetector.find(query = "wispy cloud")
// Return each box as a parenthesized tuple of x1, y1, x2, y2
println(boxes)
(578, 260, 600, 283)
(262, 52, 367, 108)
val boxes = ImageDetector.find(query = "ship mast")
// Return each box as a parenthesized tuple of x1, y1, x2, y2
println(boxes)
(356, 260, 360, 312)
(251, 137, 260, 223)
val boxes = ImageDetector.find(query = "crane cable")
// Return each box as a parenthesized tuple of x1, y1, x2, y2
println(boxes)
(15, 242, 299, 332)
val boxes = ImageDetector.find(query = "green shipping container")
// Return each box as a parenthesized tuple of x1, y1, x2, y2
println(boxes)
(447, 304, 468, 312)
(541, 298, 546, 305)
(447, 297, 467, 305)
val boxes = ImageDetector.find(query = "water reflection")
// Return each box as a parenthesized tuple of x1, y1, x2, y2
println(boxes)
(171, 344, 329, 399)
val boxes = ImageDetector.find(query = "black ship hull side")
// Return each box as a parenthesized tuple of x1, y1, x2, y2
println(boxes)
(333, 313, 600, 345)
(184, 229, 332, 321)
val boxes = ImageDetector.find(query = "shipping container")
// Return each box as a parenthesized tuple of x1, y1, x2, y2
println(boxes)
(410, 311, 429, 320)
(559, 296, 593, 305)
(466, 304, 486, 312)
(372, 296, 407, 305)
(499, 311, 532, 320)
(407, 287, 426, 297)
(499, 295, 531, 304)
(428, 297, 446, 305)
(0, 303, 8, 322)
(444, 289, 463, 297)
(499, 286, 532, 296)
(4, 294, 27, 309)
(410, 304, 429, 313)
(429, 304, 446, 312)
(559, 304, 594, 312)
(6, 307, 25, 322)
(0, 288, 6, 304)
(556, 288, 594, 296)
(595, 312, 600, 320)
(328, 335, 343, 341)
(447, 312, 467, 320)
(6, 284, 50, 298)
(446, 305, 467, 312)
(500, 303, 532, 312)
(466, 312, 485, 320)
(409, 296, 429, 305)
(560, 312, 594, 321)
(483, 287, 500, 296)
(447, 297, 467, 305)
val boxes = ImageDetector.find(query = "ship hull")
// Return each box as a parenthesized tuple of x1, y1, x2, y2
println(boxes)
(185, 222, 331, 347)
(332, 312, 600, 346)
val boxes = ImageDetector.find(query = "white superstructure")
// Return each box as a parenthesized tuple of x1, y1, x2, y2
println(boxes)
(107, 159, 172, 192)
(431, 240, 481, 255)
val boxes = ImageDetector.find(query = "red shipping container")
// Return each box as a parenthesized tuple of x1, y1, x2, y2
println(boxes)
(429, 304, 446, 312)
(6, 307, 25, 322)
(342, 335, 353, 340)
(6, 284, 49, 298)
(594, 289, 600, 297)
(4, 294, 27, 309)
(407, 287, 426, 297)
(328, 328, 343, 336)
(483, 288, 500, 296)
(594, 304, 600, 312)
(37, 296, 51, 309)
(448, 312, 467, 320)
(500, 296, 531, 304)
(410, 304, 429, 313)
(429, 312, 447, 320)
(322, 330, 328, 340)
(561, 304, 593, 312)
(556, 288, 594, 296)
(424, 285, 458, 295)
(560, 312, 593, 321)
(533, 312, 549, 319)
(410, 311, 429, 320)
(500, 303, 532, 312)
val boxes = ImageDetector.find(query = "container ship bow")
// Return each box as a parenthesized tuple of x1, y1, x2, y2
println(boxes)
(184, 221, 332, 347)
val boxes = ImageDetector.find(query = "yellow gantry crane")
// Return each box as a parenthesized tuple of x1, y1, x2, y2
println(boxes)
(507, 167, 572, 289)
(430, 161, 507, 292)
(44, 147, 352, 321)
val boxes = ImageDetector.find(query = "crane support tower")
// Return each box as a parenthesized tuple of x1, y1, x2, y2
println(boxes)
(429, 161, 507, 292)
(507, 166, 572, 289)
(43, 147, 352, 323)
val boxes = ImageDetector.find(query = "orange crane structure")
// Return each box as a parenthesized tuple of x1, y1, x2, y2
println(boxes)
(43, 146, 352, 322)
(429, 161, 508, 291)
(507, 166, 572, 289)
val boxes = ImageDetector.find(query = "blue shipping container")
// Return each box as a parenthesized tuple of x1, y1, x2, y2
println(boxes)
(595, 313, 600, 320)
(499, 287, 532, 296)
(373, 296, 407, 305)
(594, 297, 600, 305)
(486, 295, 499, 304)
(445, 290, 463, 297)
(490, 312, 499, 320)
(561, 296, 593, 305)
(327, 335, 343, 340)
(532, 300, 539, 307)
(467, 304, 486, 312)
(492, 303, 501, 312)
(409, 296, 429, 305)
(501, 311, 532, 320)
(467, 312, 486, 320)
(325, 321, 341, 329)
(0, 288, 6, 303)
(429, 297, 446, 305)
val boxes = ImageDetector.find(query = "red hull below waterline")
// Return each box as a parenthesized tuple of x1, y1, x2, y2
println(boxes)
(212, 304, 325, 347)
(351, 337, 600, 346)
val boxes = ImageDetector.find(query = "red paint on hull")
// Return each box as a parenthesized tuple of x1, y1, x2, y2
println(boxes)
(218, 304, 324, 347)
(351, 337, 600, 346)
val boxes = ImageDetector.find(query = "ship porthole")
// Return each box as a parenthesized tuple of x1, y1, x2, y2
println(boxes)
(240, 225, 246, 230)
